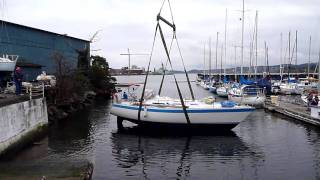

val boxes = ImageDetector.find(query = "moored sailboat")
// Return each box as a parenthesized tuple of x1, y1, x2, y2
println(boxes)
(0, 54, 18, 71)
(228, 84, 265, 107)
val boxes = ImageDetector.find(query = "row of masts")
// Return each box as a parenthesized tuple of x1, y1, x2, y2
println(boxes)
(202, 0, 320, 82)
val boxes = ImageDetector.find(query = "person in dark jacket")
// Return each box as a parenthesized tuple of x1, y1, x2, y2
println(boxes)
(14, 66, 23, 95)
(122, 91, 128, 100)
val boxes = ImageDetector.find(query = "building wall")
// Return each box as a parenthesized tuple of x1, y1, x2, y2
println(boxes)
(0, 97, 48, 155)
(0, 21, 90, 80)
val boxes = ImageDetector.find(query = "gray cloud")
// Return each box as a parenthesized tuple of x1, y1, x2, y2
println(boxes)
(1, 0, 320, 70)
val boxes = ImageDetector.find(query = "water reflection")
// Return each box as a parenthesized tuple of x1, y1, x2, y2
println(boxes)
(48, 110, 93, 155)
(110, 126, 264, 179)
(304, 125, 320, 179)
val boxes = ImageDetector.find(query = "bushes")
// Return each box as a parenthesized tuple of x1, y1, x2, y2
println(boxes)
(52, 53, 114, 104)
(88, 56, 115, 97)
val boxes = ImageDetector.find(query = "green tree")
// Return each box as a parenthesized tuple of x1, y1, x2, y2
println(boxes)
(89, 55, 115, 97)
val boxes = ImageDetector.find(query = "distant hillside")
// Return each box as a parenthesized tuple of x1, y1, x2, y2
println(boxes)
(187, 63, 318, 74)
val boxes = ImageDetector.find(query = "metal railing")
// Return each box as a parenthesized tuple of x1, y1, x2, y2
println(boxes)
(21, 82, 45, 100)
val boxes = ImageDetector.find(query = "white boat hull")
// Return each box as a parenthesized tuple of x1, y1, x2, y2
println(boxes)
(0, 55, 18, 71)
(0, 62, 16, 71)
(228, 94, 265, 107)
(216, 87, 228, 97)
(227, 85, 266, 107)
(280, 84, 301, 95)
(111, 103, 254, 127)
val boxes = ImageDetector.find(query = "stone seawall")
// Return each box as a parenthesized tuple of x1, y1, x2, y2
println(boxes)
(0, 97, 48, 156)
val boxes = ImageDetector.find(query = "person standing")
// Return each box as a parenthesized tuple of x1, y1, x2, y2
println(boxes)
(122, 91, 128, 100)
(14, 66, 23, 95)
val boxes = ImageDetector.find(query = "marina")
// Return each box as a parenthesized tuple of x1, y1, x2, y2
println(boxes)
(0, 0, 320, 179)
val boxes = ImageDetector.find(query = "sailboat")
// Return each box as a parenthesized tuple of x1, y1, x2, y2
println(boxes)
(279, 31, 301, 95)
(110, 1, 255, 130)
(228, 84, 266, 107)
(0, 55, 18, 71)
(227, 10, 266, 107)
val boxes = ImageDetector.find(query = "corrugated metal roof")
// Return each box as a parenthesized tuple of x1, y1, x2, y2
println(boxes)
(0, 20, 90, 43)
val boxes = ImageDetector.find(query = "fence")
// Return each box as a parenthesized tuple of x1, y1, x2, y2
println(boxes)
(25, 82, 45, 100)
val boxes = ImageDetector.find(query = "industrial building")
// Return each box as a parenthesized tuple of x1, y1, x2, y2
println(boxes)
(0, 20, 90, 81)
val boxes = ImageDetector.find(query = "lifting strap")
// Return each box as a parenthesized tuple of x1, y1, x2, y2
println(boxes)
(138, 24, 159, 121)
(139, 0, 191, 124)
(158, 24, 190, 124)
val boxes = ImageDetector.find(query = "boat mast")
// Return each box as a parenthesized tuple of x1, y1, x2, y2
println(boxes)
(234, 46, 238, 81)
(308, 35, 311, 78)
(216, 32, 219, 81)
(295, 30, 298, 66)
(203, 43, 206, 79)
(127, 48, 131, 75)
(241, 0, 245, 75)
(266, 45, 270, 77)
(254, 11, 258, 80)
(209, 38, 212, 81)
(280, 33, 283, 81)
(318, 49, 320, 85)
(224, 9, 228, 79)
(220, 44, 223, 81)
(249, 40, 253, 77)
(288, 31, 291, 80)
(264, 41, 267, 76)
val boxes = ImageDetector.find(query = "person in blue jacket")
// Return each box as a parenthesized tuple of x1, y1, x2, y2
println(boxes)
(122, 91, 128, 100)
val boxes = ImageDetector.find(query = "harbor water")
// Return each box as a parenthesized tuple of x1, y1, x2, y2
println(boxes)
(0, 74, 320, 179)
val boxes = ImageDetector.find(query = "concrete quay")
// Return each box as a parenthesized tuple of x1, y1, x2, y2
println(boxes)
(0, 95, 48, 157)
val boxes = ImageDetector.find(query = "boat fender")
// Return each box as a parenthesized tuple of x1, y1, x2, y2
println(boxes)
(144, 106, 148, 117)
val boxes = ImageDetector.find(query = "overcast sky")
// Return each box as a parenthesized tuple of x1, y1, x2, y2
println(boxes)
(2, 0, 320, 70)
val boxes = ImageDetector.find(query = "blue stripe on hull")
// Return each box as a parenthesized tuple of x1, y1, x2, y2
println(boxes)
(112, 103, 255, 113)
